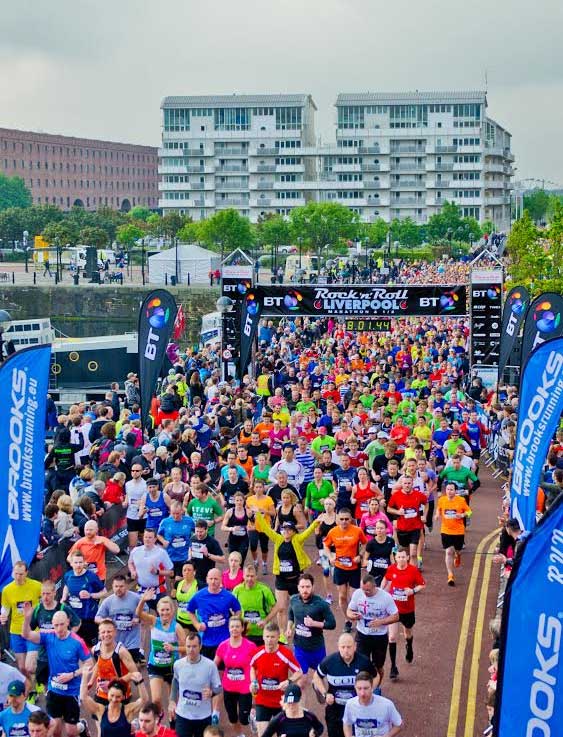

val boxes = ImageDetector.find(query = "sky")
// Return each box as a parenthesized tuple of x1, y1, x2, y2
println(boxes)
(1, 0, 562, 185)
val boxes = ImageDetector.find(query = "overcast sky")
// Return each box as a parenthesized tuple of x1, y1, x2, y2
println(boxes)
(1, 0, 561, 185)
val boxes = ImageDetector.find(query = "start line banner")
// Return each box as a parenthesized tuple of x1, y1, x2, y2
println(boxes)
(251, 284, 467, 317)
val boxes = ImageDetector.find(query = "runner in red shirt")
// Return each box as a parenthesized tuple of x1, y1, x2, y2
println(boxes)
(250, 622, 302, 735)
(383, 548, 425, 680)
(135, 703, 176, 737)
(389, 417, 411, 450)
(387, 476, 428, 566)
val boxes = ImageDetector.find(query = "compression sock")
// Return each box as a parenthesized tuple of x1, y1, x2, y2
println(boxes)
(389, 642, 397, 667)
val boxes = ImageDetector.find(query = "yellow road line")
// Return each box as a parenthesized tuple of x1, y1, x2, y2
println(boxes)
(447, 528, 498, 737)
(463, 537, 499, 737)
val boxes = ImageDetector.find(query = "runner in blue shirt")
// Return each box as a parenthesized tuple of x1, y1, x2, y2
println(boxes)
(187, 568, 241, 659)
(157, 501, 195, 582)
(22, 605, 91, 737)
(0, 681, 40, 737)
(61, 551, 106, 646)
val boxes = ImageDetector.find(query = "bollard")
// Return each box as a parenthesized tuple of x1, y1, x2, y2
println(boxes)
(165, 273, 168, 285)
(12, 272, 15, 284)
(33, 272, 36, 284)
(73, 273, 79, 286)
(187, 273, 190, 286)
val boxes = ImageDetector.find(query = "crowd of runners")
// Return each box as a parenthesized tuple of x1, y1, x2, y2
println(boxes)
(1, 297, 558, 737)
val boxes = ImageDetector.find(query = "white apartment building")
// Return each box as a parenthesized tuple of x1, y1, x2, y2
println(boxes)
(159, 91, 513, 229)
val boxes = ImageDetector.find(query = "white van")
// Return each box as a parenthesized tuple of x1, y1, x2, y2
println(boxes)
(284, 254, 319, 282)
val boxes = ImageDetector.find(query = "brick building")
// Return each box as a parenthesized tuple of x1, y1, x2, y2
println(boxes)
(0, 127, 158, 211)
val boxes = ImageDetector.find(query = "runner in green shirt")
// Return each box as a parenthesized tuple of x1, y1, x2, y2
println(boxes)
(439, 456, 478, 496)
(311, 429, 337, 458)
(186, 487, 223, 536)
(305, 468, 335, 515)
(233, 565, 277, 644)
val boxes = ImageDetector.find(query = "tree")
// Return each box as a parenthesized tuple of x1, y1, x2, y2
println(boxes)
(42, 220, 80, 247)
(523, 189, 549, 223)
(366, 218, 389, 246)
(505, 210, 545, 291)
(161, 212, 185, 241)
(116, 223, 145, 247)
(426, 201, 480, 244)
(288, 202, 359, 250)
(260, 214, 291, 249)
(398, 217, 422, 247)
(78, 226, 109, 248)
(129, 206, 151, 222)
(177, 221, 204, 243)
(481, 219, 496, 237)
(0, 173, 32, 211)
(200, 209, 255, 253)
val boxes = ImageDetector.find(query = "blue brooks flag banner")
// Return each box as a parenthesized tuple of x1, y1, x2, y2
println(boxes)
(495, 492, 563, 737)
(510, 337, 563, 532)
(0, 345, 50, 589)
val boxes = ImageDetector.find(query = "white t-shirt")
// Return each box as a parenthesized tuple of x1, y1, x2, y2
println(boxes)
(125, 478, 147, 520)
(347, 589, 398, 636)
(343, 695, 402, 737)
(129, 545, 173, 589)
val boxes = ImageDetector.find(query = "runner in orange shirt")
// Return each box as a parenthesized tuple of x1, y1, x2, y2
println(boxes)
(67, 519, 121, 582)
(323, 510, 367, 632)
(434, 482, 472, 586)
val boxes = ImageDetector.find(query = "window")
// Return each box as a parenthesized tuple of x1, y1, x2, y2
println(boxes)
(337, 106, 365, 129)
(214, 107, 250, 131)
(390, 105, 428, 129)
(275, 107, 302, 130)
(163, 108, 190, 131)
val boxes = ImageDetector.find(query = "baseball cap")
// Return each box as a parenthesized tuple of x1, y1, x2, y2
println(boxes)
(377, 431, 389, 439)
(283, 684, 302, 703)
(7, 681, 25, 697)
(368, 427, 377, 434)
(280, 521, 297, 532)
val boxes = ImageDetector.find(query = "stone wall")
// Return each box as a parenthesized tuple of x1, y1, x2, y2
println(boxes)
(0, 286, 220, 343)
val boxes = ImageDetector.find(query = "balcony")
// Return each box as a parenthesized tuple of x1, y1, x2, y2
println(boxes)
(215, 147, 249, 156)
(358, 145, 380, 154)
(391, 197, 424, 206)
(485, 196, 511, 206)
(215, 182, 248, 191)
(363, 181, 382, 189)
(192, 198, 206, 207)
(256, 164, 276, 173)
(390, 180, 421, 189)
(255, 181, 274, 189)
(252, 198, 273, 207)
(216, 198, 249, 208)
(427, 179, 450, 188)
(485, 162, 506, 175)
(185, 166, 208, 174)
(435, 163, 455, 171)
(190, 182, 206, 190)
(216, 165, 248, 173)
(333, 164, 362, 173)
(435, 145, 458, 154)
(361, 163, 381, 172)
(390, 163, 426, 172)
(185, 148, 212, 157)
(254, 147, 278, 156)
(390, 147, 426, 155)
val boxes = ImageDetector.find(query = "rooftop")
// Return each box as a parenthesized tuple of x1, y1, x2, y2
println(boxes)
(336, 90, 487, 106)
(162, 93, 316, 110)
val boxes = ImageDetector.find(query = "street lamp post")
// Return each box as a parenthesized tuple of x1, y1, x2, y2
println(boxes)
(216, 295, 235, 382)
(141, 239, 146, 285)
(175, 236, 179, 285)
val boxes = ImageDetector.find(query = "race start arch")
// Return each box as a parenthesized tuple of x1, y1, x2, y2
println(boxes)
(238, 282, 468, 377)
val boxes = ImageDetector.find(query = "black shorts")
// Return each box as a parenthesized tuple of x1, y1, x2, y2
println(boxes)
(36, 660, 49, 687)
(128, 648, 144, 664)
(200, 644, 216, 660)
(175, 713, 211, 737)
(333, 566, 361, 589)
(355, 631, 389, 670)
(398, 611, 415, 629)
(78, 619, 99, 647)
(255, 705, 281, 722)
(397, 529, 421, 547)
(325, 703, 345, 737)
(46, 691, 80, 724)
(441, 533, 465, 551)
(249, 530, 269, 554)
(274, 575, 299, 594)
(223, 691, 253, 725)
(147, 663, 174, 684)
(127, 518, 146, 533)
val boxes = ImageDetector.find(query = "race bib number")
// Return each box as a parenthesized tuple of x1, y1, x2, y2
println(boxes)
(227, 667, 245, 682)
(372, 557, 388, 569)
(295, 623, 311, 638)
(51, 677, 68, 691)
(245, 610, 260, 623)
(366, 525, 376, 536)
(232, 527, 246, 536)
(261, 677, 280, 691)
(338, 556, 353, 568)
(172, 536, 185, 548)
(404, 507, 418, 519)
(115, 613, 133, 631)
(355, 718, 381, 737)
(444, 509, 458, 519)
(182, 689, 202, 706)
(68, 596, 83, 609)
(154, 649, 172, 665)
(208, 614, 226, 628)
(279, 560, 294, 574)
(392, 588, 408, 602)
(149, 509, 163, 518)
(191, 543, 204, 559)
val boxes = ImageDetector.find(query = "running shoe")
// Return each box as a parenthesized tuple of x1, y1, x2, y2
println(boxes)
(35, 683, 45, 695)
(249, 710, 258, 735)
(389, 665, 399, 680)
(27, 692, 37, 705)
(325, 594, 333, 605)
(417, 557, 423, 571)
(78, 719, 90, 737)
(343, 620, 353, 634)
(448, 573, 455, 587)
(211, 711, 220, 726)
(262, 562, 268, 575)
(405, 640, 414, 663)
(454, 551, 461, 568)
(374, 687, 382, 696)
(279, 633, 288, 644)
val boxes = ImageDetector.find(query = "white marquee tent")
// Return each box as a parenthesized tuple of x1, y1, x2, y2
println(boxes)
(148, 244, 221, 285)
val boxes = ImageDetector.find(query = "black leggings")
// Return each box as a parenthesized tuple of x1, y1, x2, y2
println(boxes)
(228, 536, 249, 564)
(249, 530, 269, 554)
(223, 691, 253, 725)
